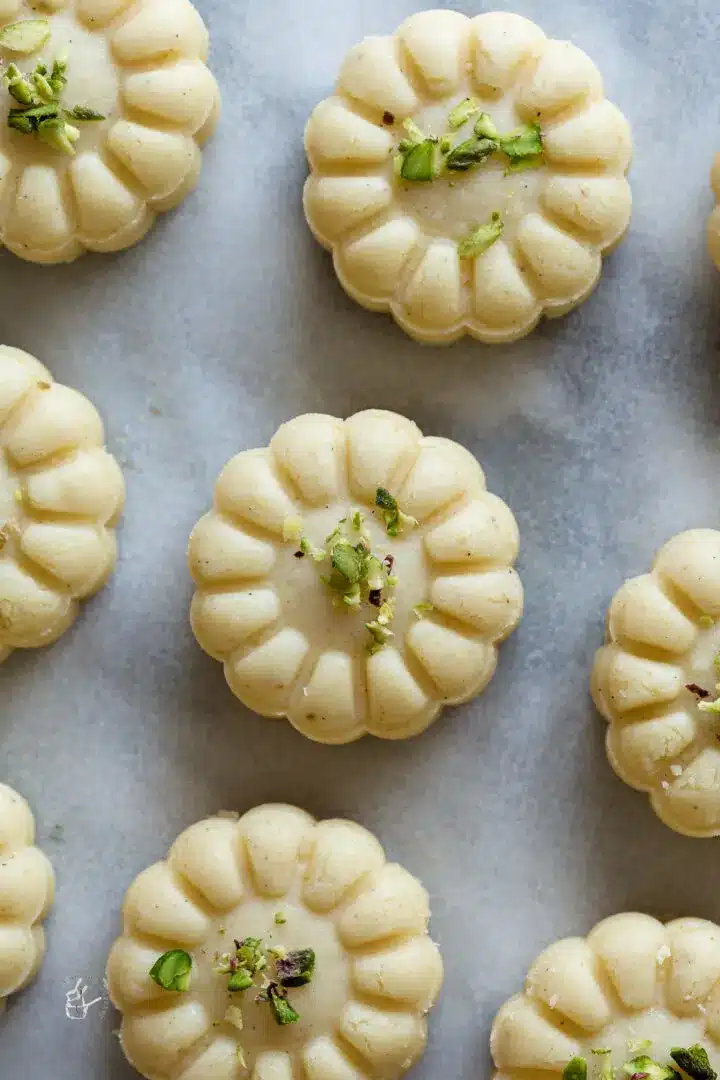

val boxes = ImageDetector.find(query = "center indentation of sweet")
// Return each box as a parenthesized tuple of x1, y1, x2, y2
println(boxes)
(584, 1007, 716, 1071)
(195, 897, 349, 1057)
(683, 622, 720, 740)
(393, 95, 544, 241)
(273, 501, 429, 655)
(0, 9, 118, 162)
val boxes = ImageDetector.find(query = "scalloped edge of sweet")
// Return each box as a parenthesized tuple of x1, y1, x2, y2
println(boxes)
(0, 783, 55, 1007)
(491, 911, 720, 1078)
(0, 345, 126, 663)
(303, 10, 633, 346)
(187, 409, 524, 743)
(590, 528, 720, 838)
(106, 803, 444, 1080)
(0, 0, 221, 265)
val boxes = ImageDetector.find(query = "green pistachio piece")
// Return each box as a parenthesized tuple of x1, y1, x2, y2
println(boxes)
(474, 112, 499, 139)
(275, 948, 315, 987)
(400, 137, 438, 182)
(37, 116, 77, 154)
(413, 602, 434, 618)
(622, 1056, 677, 1080)
(457, 212, 504, 259)
(64, 104, 105, 121)
(267, 983, 299, 1026)
(235, 937, 266, 975)
(671, 1046, 717, 1080)
(365, 619, 394, 654)
(447, 96, 482, 130)
(499, 122, 543, 169)
(299, 535, 326, 561)
(0, 19, 51, 55)
(401, 117, 425, 144)
(564, 1059, 589, 1080)
(32, 70, 54, 102)
(445, 135, 498, 171)
(227, 969, 253, 992)
(342, 582, 362, 607)
(7, 76, 37, 106)
(274, 912, 287, 925)
(331, 540, 364, 585)
(7, 109, 33, 132)
(48, 56, 67, 95)
(375, 487, 417, 536)
(439, 134, 453, 153)
(149, 949, 192, 992)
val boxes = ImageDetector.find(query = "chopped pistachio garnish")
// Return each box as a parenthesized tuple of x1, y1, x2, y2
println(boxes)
(393, 101, 543, 181)
(299, 535, 326, 561)
(623, 1056, 677, 1080)
(670, 1046, 717, 1080)
(224, 1004, 244, 1030)
(592, 1050, 612, 1056)
(2, 52, 104, 154)
(445, 135, 498, 171)
(400, 137, 439, 182)
(474, 112, 499, 139)
(365, 598, 396, 655)
(413, 602, 434, 618)
(458, 212, 504, 259)
(447, 96, 482, 130)
(628, 1042, 653, 1055)
(274, 911, 287, 925)
(0, 19, 51, 55)
(214, 936, 314, 1027)
(402, 117, 425, 144)
(261, 983, 300, 1026)
(287, 506, 400, 653)
(500, 122, 543, 172)
(375, 487, 417, 537)
(275, 948, 315, 987)
(564, 1058, 589, 1080)
(149, 949, 192, 992)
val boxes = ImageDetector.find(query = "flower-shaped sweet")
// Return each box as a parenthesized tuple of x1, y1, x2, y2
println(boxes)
(0, 0, 219, 263)
(591, 529, 720, 838)
(0, 345, 125, 663)
(107, 804, 443, 1080)
(188, 409, 523, 743)
(304, 10, 632, 345)
(492, 913, 720, 1080)
(0, 783, 55, 1010)
(709, 154, 720, 269)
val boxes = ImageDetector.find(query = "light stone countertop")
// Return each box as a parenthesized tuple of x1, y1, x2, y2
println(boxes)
(2, 1, 720, 1077)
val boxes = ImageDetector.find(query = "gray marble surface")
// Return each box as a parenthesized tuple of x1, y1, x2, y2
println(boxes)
(2, 0, 720, 1077)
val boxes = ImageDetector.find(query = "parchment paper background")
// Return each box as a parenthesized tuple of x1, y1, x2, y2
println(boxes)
(3, 0, 720, 1077)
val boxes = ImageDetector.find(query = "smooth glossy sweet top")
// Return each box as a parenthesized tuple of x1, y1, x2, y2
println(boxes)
(709, 154, 720, 269)
(0, 345, 125, 663)
(0, 783, 55, 1008)
(304, 10, 632, 345)
(0, 0, 219, 263)
(188, 409, 523, 743)
(107, 804, 444, 1080)
(592, 529, 720, 837)
(492, 913, 720, 1080)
